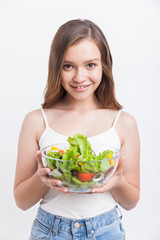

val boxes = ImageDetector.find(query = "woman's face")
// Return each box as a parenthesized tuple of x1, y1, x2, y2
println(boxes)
(61, 39, 103, 102)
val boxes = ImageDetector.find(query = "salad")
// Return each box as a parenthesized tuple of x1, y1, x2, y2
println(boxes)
(42, 134, 119, 191)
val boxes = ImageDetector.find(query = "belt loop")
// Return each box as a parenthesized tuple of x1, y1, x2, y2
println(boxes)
(71, 221, 75, 236)
(84, 219, 93, 239)
(52, 216, 61, 236)
(116, 205, 123, 220)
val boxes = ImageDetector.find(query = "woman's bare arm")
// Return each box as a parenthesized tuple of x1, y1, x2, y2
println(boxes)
(91, 112, 140, 210)
(14, 110, 69, 210)
(14, 111, 49, 210)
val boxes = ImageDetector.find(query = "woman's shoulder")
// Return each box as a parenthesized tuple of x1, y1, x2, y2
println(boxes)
(21, 109, 44, 133)
(23, 109, 42, 124)
(21, 109, 45, 141)
(117, 110, 139, 141)
(113, 110, 139, 145)
(119, 110, 138, 129)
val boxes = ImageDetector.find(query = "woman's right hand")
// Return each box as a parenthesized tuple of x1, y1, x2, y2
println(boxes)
(36, 151, 69, 195)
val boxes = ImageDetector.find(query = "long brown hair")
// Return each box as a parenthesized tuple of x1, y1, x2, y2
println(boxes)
(42, 19, 122, 110)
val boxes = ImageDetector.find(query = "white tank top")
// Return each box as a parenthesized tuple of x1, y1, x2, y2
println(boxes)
(39, 108, 122, 219)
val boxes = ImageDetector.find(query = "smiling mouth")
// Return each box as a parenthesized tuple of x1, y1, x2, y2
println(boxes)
(71, 84, 91, 89)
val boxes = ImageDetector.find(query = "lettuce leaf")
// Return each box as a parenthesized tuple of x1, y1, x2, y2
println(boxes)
(67, 133, 94, 160)
(46, 133, 115, 187)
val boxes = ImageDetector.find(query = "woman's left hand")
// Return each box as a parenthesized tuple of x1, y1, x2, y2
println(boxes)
(90, 156, 124, 193)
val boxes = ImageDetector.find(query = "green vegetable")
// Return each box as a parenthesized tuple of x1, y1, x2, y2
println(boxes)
(67, 134, 94, 160)
(46, 133, 114, 188)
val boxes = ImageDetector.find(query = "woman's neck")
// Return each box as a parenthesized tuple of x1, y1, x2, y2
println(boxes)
(57, 94, 103, 111)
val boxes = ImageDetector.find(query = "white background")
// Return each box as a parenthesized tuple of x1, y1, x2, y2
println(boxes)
(0, 0, 160, 239)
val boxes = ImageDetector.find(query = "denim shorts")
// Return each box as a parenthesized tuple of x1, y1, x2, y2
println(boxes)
(29, 206, 125, 240)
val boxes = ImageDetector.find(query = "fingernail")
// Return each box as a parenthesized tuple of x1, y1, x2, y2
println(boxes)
(63, 189, 67, 192)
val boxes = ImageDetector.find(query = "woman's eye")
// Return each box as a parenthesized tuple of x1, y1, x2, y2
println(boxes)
(63, 64, 73, 70)
(87, 63, 96, 69)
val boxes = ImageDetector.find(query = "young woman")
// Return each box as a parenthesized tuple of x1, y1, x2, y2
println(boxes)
(14, 19, 140, 240)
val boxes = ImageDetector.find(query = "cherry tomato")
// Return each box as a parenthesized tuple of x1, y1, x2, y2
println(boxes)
(59, 149, 66, 154)
(76, 172, 94, 182)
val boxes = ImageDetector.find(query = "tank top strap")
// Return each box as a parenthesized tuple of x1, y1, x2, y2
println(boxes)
(41, 108, 49, 128)
(112, 110, 122, 128)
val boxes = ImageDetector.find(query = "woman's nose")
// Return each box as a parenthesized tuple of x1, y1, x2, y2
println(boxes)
(73, 67, 87, 83)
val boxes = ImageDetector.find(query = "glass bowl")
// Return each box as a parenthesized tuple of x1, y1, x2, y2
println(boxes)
(41, 142, 120, 192)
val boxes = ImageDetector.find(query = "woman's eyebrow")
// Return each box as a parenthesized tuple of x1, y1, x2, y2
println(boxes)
(84, 58, 101, 63)
(63, 58, 101, 64)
